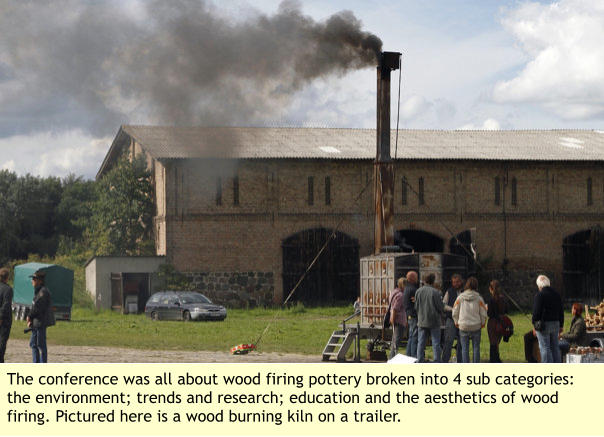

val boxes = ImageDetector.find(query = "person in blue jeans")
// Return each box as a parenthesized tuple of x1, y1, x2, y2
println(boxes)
(415, 273, 444, 362)
(402, 271, 419, 357)
(452, 277, 487, 363)
(441, 274, 464, 362)
(532, 275, 564, 363)
(26, 270, 52, 363)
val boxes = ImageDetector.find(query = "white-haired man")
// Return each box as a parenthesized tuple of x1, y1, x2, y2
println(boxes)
(532, 275, 564, 363)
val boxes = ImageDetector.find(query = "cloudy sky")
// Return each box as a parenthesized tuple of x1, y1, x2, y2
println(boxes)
(1, 0, 603, 179)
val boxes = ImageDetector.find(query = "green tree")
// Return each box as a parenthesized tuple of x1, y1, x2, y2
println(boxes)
(156, 264, 191, 291)
(0, 170, 19, 264)
(56, 174, 97, 254)
(10, 173, 62, 259)
(90, 156, 155, 255)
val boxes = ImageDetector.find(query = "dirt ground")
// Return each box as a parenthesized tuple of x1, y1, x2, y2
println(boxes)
(5, 339, 320, 363)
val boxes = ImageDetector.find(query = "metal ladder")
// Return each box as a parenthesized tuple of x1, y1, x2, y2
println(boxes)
(322, 311, 361, 362)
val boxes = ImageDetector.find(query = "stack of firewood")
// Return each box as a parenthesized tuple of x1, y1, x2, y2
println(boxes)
(585, 302, 604, 330)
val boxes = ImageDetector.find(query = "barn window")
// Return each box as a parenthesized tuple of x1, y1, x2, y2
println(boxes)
(233, 175, 239, 206)
(215, 177, 222, 206)
(494, 177, 501, 205)
(308, 177, 314, 205)
(325, 176, 331, 205)
(511, 177, 517, 206)
(587, 177, 593, 206)
(401, 176, 408, 205)
(418, 177, 425, 205)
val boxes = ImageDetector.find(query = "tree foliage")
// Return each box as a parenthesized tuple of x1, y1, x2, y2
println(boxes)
(0, 156, 155, 263)
(0, 170, 65, 264)
(156, 264, 192, 291)
(90, 156, 155, 256)
(56, 174, 97, 255)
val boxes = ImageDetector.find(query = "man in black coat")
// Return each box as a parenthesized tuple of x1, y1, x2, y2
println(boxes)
(0, 267, 13, 363)
(532, 275, 564, 363)
(26, 270, 51, 363)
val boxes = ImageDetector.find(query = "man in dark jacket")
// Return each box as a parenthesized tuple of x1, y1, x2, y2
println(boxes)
(402, 271, 419, 358)
(415, 273, 445, 363)
(532, 275, 564, 363)
(441, 274, 463, 362)
(0, 267, 13, 363)
(26, 270, 51, 363)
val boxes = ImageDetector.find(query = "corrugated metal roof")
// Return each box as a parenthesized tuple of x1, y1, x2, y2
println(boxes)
(121, 125, 604, 161)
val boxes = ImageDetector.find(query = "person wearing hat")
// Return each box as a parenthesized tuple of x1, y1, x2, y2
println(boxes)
(0, 267, 13, 363)
(26, 270, 51, 363)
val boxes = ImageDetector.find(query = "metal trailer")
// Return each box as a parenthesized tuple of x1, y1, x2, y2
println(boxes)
(322, 252, 467, 361)
(12, 262, 74, 321)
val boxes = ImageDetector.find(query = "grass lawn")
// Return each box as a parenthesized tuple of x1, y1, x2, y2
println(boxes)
(10, 305, 352, 355)
(10, 304, 577, 362)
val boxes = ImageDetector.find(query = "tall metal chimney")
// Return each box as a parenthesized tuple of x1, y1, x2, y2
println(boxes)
(374, 51, 401, 254)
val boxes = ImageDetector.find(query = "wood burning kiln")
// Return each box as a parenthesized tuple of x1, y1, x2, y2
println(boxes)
(322, 51, 467, 361)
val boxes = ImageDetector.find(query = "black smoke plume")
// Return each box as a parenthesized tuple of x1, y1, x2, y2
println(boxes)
(0, 0, 382, 137)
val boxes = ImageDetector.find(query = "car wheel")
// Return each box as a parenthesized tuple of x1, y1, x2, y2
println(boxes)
(183, 310, 191, 321)
(151, 311, 159, 321)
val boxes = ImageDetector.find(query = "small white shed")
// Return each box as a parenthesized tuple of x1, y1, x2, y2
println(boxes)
(85, 256, 166, 312)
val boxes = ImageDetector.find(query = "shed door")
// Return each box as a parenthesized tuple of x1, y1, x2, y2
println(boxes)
(111, 273, 123, 311)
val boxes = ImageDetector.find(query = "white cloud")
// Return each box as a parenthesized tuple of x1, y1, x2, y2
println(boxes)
(493, 0, 604, 120)
(400, 95, 431, 120)
(2, 160, 15, 171)
(458, 118, 501, 130)
(0, 130, 110, 179)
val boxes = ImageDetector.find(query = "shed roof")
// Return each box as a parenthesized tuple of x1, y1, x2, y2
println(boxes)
(84, 255, 166, 268)
(120, 125, 604, 161)
(98, 126, 604, 178)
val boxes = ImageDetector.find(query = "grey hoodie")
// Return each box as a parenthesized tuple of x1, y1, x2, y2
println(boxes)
(452, 289, 487, 332)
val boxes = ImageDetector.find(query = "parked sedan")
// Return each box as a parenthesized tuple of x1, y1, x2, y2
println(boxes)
(144, 291, 227, 321)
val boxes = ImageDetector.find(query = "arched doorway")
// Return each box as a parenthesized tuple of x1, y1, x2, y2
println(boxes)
(563, 227, 604, 303)
(449, 230, 476, 274)
(394, 229, 444, 253)
(282, 228, 359, 305)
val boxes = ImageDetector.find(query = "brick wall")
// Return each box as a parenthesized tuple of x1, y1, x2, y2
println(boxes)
(479, 269, 556, 310)
(144, 155, 604, 303)
(184, 271, 274, 308)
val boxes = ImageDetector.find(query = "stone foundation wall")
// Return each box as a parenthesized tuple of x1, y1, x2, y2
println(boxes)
(480, 269, 556, 310)
(184, 271, 274, 308)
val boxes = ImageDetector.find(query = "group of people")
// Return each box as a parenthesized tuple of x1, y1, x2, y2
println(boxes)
(388, 270, 504, 363)
(388, 271, 588, 363)
(0, 268, 53, 363)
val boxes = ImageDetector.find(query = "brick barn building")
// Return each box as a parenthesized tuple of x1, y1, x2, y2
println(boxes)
(98, 126, 604, 307)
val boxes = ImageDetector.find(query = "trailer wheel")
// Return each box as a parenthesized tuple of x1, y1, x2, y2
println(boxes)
(183, 310, 191, 322)
(151, 312, 159, 321)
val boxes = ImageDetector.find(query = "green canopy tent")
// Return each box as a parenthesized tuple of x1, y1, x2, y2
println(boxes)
(13, 262, 74, 321)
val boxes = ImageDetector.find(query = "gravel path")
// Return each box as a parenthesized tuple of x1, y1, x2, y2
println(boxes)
(5, 339, 320, 363)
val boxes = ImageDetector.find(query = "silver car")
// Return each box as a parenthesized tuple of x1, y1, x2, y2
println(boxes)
(145, 291, 227, 321)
